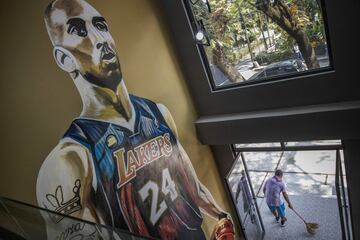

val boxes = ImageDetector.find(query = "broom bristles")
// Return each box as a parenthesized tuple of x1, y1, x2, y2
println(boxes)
(305, 222, 319, 235)
(307, 222, 319, 229)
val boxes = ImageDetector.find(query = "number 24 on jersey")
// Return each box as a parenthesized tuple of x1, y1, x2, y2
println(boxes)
(138, 168, 178, 225)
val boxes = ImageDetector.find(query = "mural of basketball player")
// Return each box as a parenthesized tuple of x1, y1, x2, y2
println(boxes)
(36, 0, 235, 239)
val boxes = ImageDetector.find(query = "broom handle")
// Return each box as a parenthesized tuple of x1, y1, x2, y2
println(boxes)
(291, 208, 306, 223)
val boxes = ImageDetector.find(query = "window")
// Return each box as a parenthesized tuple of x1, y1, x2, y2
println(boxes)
(189, 0, 332, 89)
(227, 140, 353, 240)
(161, 0, 358, 117)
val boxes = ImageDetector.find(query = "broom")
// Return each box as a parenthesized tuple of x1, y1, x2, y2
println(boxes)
(291, 208, 319, 235)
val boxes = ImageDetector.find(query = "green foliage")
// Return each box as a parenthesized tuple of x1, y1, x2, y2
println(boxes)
(255, 49, 294, 65)
(290, 0, 326, 47)
(191, 0, 326, 67)
(193, 0, 262, 64)
(274, 27, 295, 53)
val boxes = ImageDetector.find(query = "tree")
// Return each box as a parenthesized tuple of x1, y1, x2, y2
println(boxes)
(193, 0, 244, 83)
(254, 0, 320, 69)
(191, 0, 324, 78)
(209, 2, 244, 82)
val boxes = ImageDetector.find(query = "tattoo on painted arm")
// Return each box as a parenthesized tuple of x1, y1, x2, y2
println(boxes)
(44, 179, 82, 223)
(56, 222, 99, 240)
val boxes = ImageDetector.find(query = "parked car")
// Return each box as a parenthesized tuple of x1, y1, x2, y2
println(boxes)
(248, 59, 307, 81)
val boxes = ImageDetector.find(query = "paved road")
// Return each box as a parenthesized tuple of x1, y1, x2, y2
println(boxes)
(211, 54, 330, 87)
(234, 55, 330, 81)
(236, 58, 257, 80)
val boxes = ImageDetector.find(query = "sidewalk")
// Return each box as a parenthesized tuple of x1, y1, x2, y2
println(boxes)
(258, 194, 341, 240)
(248, 150, 336, 195)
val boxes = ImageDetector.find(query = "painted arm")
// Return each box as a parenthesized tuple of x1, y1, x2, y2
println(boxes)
(157, 103, 228, 220)
(36, 141, 104, 239)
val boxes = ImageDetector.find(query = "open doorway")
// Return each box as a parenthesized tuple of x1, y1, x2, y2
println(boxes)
(227, 140, 353, 240)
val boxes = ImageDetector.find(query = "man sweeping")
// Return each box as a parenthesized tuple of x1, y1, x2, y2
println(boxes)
(263, 169, 293, 227)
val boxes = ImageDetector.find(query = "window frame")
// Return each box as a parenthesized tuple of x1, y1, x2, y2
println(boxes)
(160, 0, 359, 113)
(185, 0, 335, 92)
(160, 0, 360, 144)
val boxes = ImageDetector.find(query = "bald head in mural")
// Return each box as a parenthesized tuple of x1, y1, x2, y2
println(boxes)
(44, 0, 132, 120)
(37, 0, 235, 239)
(45, 0, 121, 80)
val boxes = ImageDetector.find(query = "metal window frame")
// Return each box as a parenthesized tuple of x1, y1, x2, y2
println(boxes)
(335, 149, 354, 240)
(225, 152, 266, 240)
(160, 0, 360, 117)
(234, 141, 342, 152)
(229, 141, 354, 240)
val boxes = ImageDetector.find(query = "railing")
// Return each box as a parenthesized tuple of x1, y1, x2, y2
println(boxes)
(234, 141, 342, 153)
(0, 197, 157, 240)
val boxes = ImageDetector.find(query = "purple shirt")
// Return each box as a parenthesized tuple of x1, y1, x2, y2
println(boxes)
(264, 176, 286, 206)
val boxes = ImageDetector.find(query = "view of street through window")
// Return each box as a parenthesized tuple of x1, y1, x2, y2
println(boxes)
(228, 141, 346, 240)
(191, 0, 330, 88)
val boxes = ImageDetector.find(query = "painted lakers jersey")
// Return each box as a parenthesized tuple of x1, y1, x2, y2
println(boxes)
(63, 95, 205, 240)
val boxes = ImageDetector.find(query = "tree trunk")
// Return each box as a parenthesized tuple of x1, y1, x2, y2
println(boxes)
(258, 13, 268, 50)
(212, 42, 244, 83)
(293, 30, 320, 69)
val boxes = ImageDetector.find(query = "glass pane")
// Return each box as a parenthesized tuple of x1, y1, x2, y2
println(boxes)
(285, 140, 341, 146)
(243, 151, 282, 171)
(227, 162, 249, 223)
(242, 211, 264, 240)
(190, 0, 331, 89)
(0, 197, 154, 240)
(247, 171, 268, 198)
(279, 150, 337, 175)
(227, 155, 264, 239)
(282, 172, 334, 196)
(235, 142, 281, 148)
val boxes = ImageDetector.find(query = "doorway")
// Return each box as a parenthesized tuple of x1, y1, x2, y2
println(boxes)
(226, 140, 353, 240)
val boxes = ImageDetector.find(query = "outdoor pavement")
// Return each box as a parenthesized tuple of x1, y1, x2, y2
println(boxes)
(245, 149, 338, 198)
(258, 194, 341, 240)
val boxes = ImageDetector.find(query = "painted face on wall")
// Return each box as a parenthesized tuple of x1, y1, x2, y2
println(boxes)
(45, 0, 122, 91)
